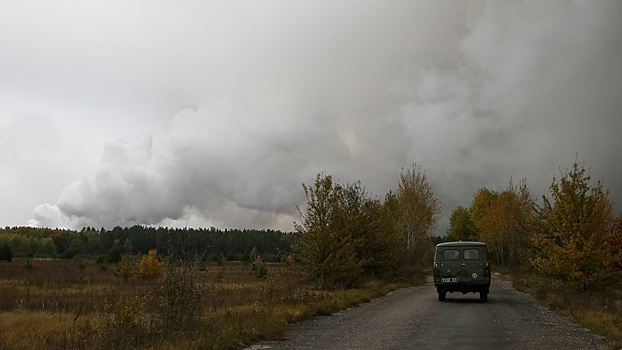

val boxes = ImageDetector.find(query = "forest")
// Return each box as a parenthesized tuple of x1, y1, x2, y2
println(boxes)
(0, 225, 293, 263)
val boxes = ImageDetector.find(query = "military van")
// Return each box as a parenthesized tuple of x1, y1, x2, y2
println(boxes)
(433, 241, 491, 302)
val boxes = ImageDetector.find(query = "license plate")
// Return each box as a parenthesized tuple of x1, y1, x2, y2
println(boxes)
(441, 278, 458, 282)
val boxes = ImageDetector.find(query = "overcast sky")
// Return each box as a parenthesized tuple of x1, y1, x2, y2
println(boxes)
(1, 1, 620, 234)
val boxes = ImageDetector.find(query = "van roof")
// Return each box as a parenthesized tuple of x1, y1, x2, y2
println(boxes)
(436, 241, 487, 247)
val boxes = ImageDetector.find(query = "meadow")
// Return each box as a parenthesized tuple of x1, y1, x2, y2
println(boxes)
(0, 258, 423, 350)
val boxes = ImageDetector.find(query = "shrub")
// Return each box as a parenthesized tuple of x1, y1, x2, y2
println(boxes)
(137, 250, 164, 279)
(252, 255, 268, 279)
(116, 258, 136, 279)
(156, 266, 201, 330)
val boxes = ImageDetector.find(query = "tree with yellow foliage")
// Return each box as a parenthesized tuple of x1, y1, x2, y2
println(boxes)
(474, 180, 533, 266)
(138, 250, 164, 279)
(530, 161, 617, 291)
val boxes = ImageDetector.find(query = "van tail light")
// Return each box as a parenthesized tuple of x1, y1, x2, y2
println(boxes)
(433, 268, 440, 277)
(484, 266, 491, 277)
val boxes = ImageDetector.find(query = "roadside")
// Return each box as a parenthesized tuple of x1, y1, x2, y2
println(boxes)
(493, 265, 622, 349)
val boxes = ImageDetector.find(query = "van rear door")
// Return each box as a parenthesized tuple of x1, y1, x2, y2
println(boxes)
(439, 247, 461, 282)
(461, 246, 486, 283)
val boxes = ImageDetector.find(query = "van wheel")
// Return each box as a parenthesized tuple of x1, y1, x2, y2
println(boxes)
(480, 292, 488, 302)
(438, 292, 446, 301)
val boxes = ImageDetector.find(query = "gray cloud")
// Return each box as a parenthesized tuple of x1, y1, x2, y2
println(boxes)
(2, 1, 618, 232)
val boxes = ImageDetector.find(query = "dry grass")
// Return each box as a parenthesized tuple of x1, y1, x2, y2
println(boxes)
(0, 258, 420, 350)
(507, 270, 622, 349)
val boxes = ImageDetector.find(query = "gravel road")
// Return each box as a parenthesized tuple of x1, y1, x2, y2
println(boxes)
(248, 276, 610, 350)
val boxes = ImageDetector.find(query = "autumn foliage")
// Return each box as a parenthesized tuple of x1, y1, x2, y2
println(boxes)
(138, 250, 164, 279)
(448, 160, 621, 291)
(447, 180, 533, 267)
(476, 181, 533, 267)
(294, 165, 440, 288)
(530, 162, 618, 291)
(116, 250, 164, 279)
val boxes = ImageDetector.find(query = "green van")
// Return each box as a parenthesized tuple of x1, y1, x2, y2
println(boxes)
(433, 241, 491, 302)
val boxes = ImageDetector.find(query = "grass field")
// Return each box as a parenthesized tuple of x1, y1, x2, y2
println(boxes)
(0, 258, 423, 350)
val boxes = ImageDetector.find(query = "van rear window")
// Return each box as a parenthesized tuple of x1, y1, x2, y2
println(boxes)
(443, 249, 460, 260)
(463, 249, 480, 260)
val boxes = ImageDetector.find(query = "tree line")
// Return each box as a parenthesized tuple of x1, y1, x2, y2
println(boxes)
(446, 160, 622, 291)
(0, 225, 293, 263)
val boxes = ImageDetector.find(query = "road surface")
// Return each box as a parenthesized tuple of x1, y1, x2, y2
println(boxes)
(248, 276, 609, 350)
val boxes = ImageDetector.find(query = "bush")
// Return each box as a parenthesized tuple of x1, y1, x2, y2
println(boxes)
(156, 266, 201, 330)
(137, 250, 164, 279)
(116, 258, 136, 279)
(252, 255, 268, 278)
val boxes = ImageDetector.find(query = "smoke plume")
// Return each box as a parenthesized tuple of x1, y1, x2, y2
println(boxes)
(25, 1, 621, 232)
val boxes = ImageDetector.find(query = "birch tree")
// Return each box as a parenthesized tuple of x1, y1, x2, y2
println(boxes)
(397, 164, 441, 264)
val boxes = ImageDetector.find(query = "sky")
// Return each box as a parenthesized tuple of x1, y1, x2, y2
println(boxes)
(1, 1, 621, 234)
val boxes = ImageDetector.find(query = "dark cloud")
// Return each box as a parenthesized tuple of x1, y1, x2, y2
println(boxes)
(1, 1, 619, 232)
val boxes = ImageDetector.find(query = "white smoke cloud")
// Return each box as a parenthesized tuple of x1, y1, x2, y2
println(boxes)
(397, 1, 622, 220)
(24, 1, 622, 232)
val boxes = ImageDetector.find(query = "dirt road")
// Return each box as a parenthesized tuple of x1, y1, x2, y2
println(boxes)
(249, 276, 609, 350)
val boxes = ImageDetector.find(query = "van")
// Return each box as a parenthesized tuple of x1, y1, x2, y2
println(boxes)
(433, 241, 491, 302)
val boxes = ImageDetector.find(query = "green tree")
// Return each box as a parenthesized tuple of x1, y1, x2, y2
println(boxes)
(25, 237, 38, 258)
(67, 236, 88, 258)
(108, 239, 122, 263)
(123, 238, 134, 255)
(294, 173, 413, 287)
(446, 206, 478, 242)
(39, 237, 57, 257)
(86, 231, 102, 256)
(0, 243, 13, 262)
(530, 161, 617, 290)
(293, 173, 363, 287)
